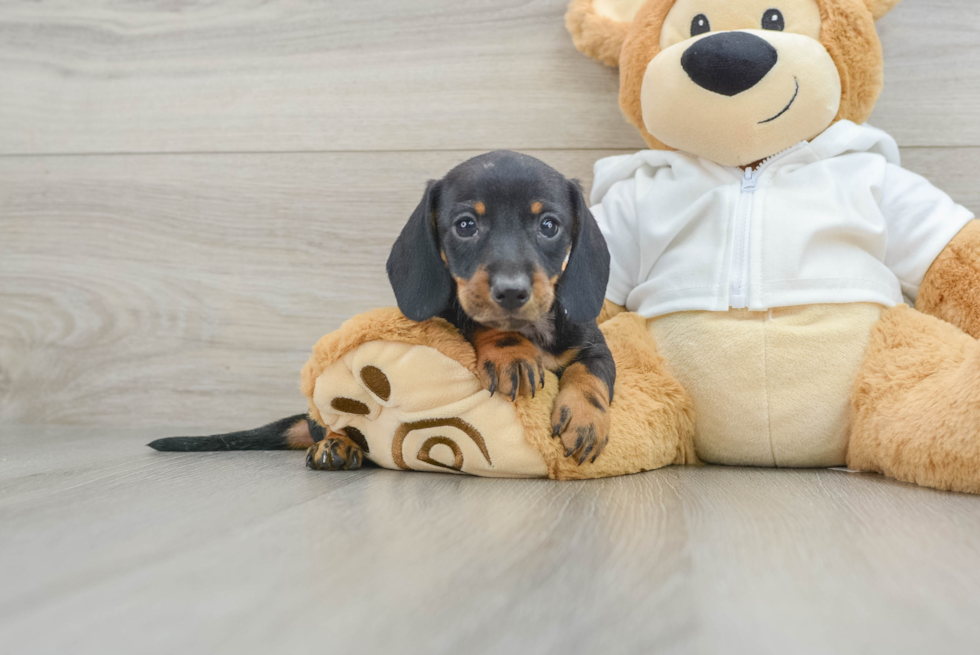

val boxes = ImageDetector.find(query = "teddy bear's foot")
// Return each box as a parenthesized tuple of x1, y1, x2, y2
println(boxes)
(306, 433, 364, 471)
(305, 334, 551, 477)
(301, 308, 697, 479)
(849, 305, 980, 494)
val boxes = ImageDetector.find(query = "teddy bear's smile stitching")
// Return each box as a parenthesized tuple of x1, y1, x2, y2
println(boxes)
(759, 77, 800, 124)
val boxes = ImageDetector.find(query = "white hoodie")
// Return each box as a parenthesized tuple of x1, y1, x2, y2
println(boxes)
(591, 120, 975, 318)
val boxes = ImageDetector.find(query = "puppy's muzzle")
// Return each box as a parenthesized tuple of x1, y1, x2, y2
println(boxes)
(490, 274, 532, 311)
(682, 32, 778, 97)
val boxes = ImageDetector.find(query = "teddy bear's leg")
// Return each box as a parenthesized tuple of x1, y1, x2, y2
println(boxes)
(848, 304, 980, 494)
(302, 308, 695, 479)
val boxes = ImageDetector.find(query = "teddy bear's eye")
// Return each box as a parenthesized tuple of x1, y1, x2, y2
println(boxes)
(762, 8, 785, 31)
(690, 14, 711, 37)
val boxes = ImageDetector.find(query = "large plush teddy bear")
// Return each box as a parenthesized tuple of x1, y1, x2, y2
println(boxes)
(301, 0, 980, 492)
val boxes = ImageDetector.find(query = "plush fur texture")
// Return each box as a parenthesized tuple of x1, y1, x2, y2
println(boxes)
(526, 312, 698, 480)
(301, 308, 478, 427)
(865, 0, 900, 20)
(849, 304, 980, 494)
(617, 0, 675, 150)
(301, 308, 696, 480)
(598, 298, 628, 324)
(916, 221, 980, 340)
(566, 0, 637, 67)
(815, 0, 886, 127)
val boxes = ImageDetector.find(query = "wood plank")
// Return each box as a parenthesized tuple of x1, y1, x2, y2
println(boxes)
(0, 0, 642, 155)
(2, 426, 979, 653)
(872, 0, 980, 146)
(1, 147, 976, 429)
(900, 147, 980, 211)
(0, 0, 977, 155)
(678, 466, 980, 653)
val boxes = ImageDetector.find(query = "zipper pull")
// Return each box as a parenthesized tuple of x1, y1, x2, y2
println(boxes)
(741, 167, 757, 192)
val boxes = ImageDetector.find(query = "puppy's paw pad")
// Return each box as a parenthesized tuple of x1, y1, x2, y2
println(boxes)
(306, 435, 364, 471)
(550, 371, 611, 465)
(474, 332, 545, 401)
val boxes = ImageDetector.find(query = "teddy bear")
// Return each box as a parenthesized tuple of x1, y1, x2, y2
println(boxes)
(300, 0, 980, 493)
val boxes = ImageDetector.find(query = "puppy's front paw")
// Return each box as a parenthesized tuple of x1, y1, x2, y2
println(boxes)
(306, 433, 364, 471)
(550, 364, 611, 465)
(473, 331, 545, 401)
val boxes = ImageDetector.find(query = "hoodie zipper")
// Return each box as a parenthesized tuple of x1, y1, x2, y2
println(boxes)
(729, 167, 757, 308)
(727, 143, 806, 309)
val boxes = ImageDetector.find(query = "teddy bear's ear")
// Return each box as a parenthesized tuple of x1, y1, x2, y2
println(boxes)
(566, 0, 649, 67)
(865, 0, 900, 20)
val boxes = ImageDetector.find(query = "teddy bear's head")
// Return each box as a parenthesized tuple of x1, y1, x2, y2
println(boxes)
(567, 0, 899, 166)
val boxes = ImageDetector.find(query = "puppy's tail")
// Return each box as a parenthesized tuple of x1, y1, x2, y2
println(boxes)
(147, 414, 325, 452)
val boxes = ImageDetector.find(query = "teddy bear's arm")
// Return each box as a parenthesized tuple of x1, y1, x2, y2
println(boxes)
(598, 298, 627, 324)
(916, 221, 980, 339)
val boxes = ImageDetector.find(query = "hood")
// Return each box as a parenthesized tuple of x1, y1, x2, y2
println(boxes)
(590, 120, 901, 205)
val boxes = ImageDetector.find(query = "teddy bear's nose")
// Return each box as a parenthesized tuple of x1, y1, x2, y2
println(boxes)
(681, 32, 778, 97)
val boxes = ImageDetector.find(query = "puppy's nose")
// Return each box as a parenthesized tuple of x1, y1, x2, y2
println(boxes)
(491, 275, 531, 311)
(681, 32, 778, 97)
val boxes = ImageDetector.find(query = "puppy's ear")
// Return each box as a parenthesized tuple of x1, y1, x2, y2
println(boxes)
(386, 180, 452, 322)
(557, 179, 610, 323)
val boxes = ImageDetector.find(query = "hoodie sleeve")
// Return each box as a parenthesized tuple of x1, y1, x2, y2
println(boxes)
(881, 163, 975, 301)
(591, 177, 640, 306)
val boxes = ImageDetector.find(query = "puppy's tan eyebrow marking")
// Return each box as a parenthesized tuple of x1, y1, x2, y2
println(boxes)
(473, 201, 486, 216)
(530, 202, 543, 214)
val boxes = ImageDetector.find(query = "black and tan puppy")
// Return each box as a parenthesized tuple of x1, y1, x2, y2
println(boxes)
(149, 151, 614, 468)
(386, 150, 615, 464)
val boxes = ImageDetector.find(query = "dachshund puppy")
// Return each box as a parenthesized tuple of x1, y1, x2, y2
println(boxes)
(386, 150, 615, 464)
(148, 151, 615, 469)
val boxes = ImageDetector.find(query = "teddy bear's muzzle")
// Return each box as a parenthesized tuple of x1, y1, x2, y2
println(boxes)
(639, 29, 842, 167)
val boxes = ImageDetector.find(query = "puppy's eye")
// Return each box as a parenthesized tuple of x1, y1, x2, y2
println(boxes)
(762, 8, 784, 31)
(691, 13, 710, 37)
(539, 215, 561, 239)
(453, 216, 478, 238)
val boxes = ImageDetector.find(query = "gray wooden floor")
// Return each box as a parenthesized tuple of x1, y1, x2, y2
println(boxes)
(2, 1, 980, 652)
(3, 426, 980, 654)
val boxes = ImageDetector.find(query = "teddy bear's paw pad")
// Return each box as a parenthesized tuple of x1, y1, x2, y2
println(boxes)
(390, 417, 492, 473)
(306, 435, 364, 471)
(347, 341, 484, 413)
(551, 366, 612, 465)
(313, 360, 382, 423)
(357, 365, 391, 402)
